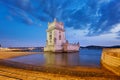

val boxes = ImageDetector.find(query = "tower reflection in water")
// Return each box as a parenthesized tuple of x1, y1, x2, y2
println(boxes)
(44, 52, 80, 67)
(8, 49, 102, 67)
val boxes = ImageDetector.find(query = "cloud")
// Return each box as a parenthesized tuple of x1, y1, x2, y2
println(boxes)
(0, 0, 33, 25)
(110, 23, 120, 33)
(8, 7, 34, 25)
(116, 31, 120, 39)
(0, 0, 120, 37)
(109, 23, 120, 39)
(65, 27, 120, 46)
(85, 0, 120, 36)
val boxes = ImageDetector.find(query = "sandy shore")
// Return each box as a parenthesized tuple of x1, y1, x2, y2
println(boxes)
(0, 51, 42, 59)
(0, 51, 119, 80)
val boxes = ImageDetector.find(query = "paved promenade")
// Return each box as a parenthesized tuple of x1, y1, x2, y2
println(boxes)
(0, 65, 119, 80)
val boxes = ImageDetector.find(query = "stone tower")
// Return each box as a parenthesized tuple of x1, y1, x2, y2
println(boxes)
(44, 18, 66, 52)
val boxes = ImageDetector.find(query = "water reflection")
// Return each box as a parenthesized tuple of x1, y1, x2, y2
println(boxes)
(8, 49, 102, 68)
(44, 52, 80, 66)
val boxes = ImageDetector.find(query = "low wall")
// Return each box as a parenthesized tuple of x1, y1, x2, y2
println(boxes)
(101, 48, 120, 76)
(44, 45, 63, 52)
(67, 44, 79, 52)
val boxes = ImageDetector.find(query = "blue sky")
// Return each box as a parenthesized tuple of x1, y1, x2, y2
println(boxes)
(0, 0, 120, 47)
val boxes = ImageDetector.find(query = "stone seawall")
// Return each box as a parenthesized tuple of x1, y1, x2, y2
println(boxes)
(101, 48, 120, 76)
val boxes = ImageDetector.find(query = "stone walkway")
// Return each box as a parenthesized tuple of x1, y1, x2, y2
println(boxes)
(0, 75, 17, 80)
(0, 65, 119, 80)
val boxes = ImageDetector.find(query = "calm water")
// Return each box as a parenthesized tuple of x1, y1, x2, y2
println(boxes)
(9, 49, 102, 68)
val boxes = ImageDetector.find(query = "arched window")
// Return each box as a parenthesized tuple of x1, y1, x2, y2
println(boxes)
(59, 35, 61, 40)
(59, 31, 61, 40)
(54, 38, 56, 43)
(49, 32, 52, 43)
(49, 35, 52, 39)
(49, 35, 52, 43)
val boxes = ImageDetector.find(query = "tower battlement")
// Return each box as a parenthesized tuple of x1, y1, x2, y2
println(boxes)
(48, 18, 64, 31)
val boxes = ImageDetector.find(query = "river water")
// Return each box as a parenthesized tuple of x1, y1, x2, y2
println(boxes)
(8, 49, 102, 68)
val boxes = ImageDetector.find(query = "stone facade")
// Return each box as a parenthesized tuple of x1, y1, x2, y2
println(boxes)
(101, 48, 120, 76)
(44, 19, 80, 52)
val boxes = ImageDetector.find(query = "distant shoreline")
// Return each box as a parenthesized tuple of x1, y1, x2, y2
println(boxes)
(81, 45, 120, 49)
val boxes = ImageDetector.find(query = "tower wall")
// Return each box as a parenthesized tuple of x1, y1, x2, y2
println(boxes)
(54, 29, 66, 46)
(47, 30, 55, 46)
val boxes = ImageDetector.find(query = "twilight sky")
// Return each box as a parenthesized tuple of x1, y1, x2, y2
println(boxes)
(0, 0, 120, 47)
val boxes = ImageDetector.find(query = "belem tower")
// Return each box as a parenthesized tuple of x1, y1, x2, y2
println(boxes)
(44, 19, 80, 52)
